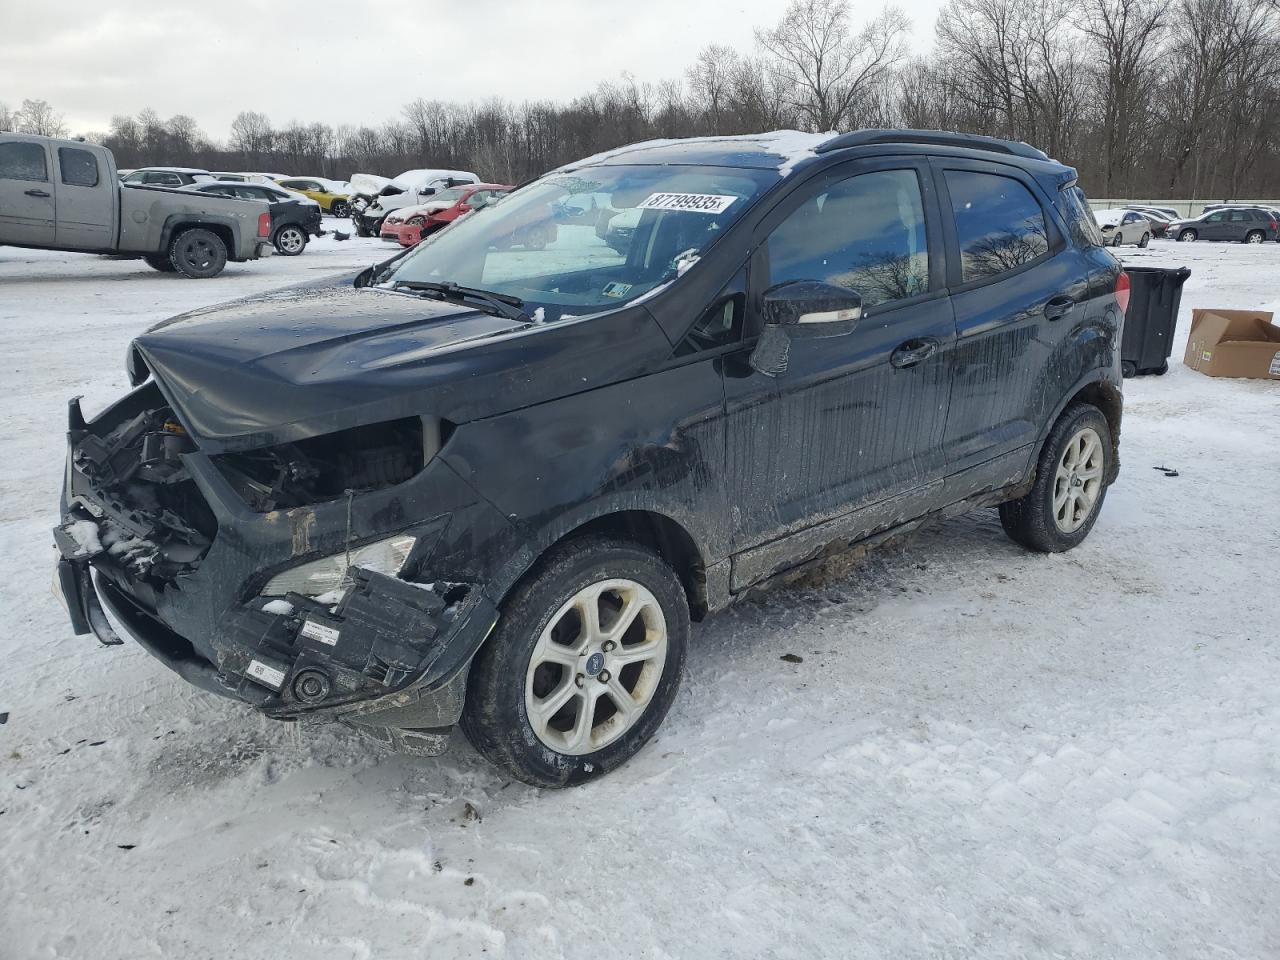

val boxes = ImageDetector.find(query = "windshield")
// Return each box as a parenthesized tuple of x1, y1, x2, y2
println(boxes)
(427, 186, 468, 205)
(382, 165, 775, 318)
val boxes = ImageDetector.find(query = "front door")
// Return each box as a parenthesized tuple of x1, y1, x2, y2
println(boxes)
(725, 159, 954, 586)
(1200, 211, 1229, 239)
(0, 138, 55, 246)
(53, 145, 113, 251)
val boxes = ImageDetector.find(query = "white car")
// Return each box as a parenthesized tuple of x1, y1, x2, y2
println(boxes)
(354, 168, 480, 235)
(1094, 208, 1152, 247)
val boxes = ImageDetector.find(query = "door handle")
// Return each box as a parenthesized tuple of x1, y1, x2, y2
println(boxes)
(890, 338, 938, 369)
(24, 188, 51, 198)
(1044, 296, 1075, 321)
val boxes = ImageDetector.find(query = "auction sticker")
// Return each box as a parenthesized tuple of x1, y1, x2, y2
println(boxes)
(638, 192, 738, 214)
(1269, 350, 1280, 377)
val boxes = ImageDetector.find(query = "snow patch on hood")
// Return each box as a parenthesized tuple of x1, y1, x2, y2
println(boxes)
(1093, 208, 1129, 227)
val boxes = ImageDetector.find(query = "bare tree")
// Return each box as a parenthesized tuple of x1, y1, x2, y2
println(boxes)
(756, 0, 910, 131)
(230, 110, 273, 164)
(0, 101, 13, 131)
(14, 99, 67, 137)
(1082, 0, 1167, 194)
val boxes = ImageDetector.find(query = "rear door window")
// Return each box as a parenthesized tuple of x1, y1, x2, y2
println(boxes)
(945, 170, 1050, 282)
(767, 168, 930, 310)
(58, 147, 99, 187)
(0, 141, 49, 182)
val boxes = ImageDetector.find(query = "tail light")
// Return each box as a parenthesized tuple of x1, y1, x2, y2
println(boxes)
(1270, 219, 1277, 231)
(257, 212, 271, 238)
(1115, 271, 1131, 315)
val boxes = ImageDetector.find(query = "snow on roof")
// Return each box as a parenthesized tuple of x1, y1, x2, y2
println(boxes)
(135, 166, 212, 174)
(555, 130, 836, 177)
(349, 173, 391, 195)
(390, 168, 480, 191)
(1093, 208, 1129, 226)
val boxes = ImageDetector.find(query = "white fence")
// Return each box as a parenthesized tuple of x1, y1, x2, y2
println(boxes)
(1089, 199, 1280, 217)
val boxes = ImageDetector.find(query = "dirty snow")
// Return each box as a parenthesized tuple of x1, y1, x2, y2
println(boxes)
(1, 236, 1279, 959)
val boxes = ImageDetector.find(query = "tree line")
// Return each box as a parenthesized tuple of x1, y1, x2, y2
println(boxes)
(4, 0, 1278, 200)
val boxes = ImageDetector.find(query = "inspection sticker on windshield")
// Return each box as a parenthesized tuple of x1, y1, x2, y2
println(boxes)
(638, 192, 738, 214)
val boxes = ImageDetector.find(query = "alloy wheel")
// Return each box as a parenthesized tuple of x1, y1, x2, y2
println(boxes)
(524, 579, 668, 755)
(1052, 427, 1104, 533)
(277, 227, 305, 254)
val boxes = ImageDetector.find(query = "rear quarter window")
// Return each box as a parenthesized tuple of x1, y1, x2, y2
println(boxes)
(1056, 185, 1104, 249)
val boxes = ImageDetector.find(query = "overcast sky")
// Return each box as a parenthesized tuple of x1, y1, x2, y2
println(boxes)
(1, 0, 949, 139)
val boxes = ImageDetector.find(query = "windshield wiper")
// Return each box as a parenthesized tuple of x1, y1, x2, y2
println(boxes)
(392, 280, 531, 324)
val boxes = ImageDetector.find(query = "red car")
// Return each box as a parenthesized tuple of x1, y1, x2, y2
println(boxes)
(382, 183, 513, 247)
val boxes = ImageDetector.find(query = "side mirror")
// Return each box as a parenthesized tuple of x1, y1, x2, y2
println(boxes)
(353, 266, 374, 288)
(749, 280, 862, 377)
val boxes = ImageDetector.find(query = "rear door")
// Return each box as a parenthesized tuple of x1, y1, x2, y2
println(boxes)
(934, 160, 1088, 485)
(53, 145, 114, 250)
(0, 137, 55, 245)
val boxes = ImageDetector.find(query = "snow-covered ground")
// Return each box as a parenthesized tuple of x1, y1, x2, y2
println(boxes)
(1, 237, 1278, 959)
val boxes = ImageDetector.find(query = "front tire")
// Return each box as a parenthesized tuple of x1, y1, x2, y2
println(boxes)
(999, 403, 1112, 553)
(461, 537, 689, 788)
(330, 200, 349, 218)
(1138, 232, 1150, 248)
(352, 214, 371, 238)
(1178, 228, 1197, 242)
(168, 228, 227, 278)
(273, 224, 307, 256)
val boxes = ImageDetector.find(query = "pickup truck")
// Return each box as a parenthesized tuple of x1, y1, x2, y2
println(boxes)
(0, 133, 274, 277)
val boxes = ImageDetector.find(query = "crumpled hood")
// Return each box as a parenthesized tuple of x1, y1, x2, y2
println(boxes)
(131, 285, 666, 453)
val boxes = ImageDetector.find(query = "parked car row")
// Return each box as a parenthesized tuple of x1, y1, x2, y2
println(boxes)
(348, 168, 482, 237)
(1094, 202, 1280, 245)
(118, 167, 353, 217)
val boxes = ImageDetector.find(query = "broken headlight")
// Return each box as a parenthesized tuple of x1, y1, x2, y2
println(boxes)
(214, 417, 440, 512)
(263, 534, 416, 597)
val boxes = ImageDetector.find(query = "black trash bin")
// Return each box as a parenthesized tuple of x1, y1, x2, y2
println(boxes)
(1121, 266, 1191, 377)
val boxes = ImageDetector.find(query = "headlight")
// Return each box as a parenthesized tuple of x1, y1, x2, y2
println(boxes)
(263, 534, 416, 597)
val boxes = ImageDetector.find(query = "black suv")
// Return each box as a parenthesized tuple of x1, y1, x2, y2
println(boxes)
(54, 129, 1126, 788)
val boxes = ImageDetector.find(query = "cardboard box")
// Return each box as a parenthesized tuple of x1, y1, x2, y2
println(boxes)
(1184, 309, 1280, 380)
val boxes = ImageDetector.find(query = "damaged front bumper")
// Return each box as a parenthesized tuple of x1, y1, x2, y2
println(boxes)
(53, 387, 509, 755)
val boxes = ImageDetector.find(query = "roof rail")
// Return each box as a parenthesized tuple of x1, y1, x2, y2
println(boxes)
(815, 129, 1049, 161)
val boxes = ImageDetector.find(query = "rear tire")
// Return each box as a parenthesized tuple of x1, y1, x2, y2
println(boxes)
(330, 200, 349, 218)
(1245, 230, 1265, 244)
(168, 228, 227, 278)
(1138, 232, 1150, 248)
(460, 537, 689, 788)
(999, 403, 1112, 553)
(143, 253, 176, 273)
(273, 224, 307, 256)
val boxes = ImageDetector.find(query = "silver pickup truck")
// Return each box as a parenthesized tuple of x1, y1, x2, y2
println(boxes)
(0, 133, 274, 277)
